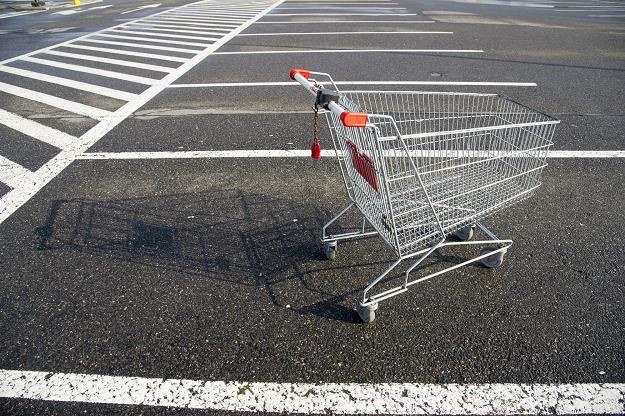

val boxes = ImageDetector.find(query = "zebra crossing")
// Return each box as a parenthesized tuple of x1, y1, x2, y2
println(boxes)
(0, 0, 280, 224)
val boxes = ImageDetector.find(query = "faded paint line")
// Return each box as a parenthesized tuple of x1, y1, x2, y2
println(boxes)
(0, 369, 623, 414)
(167, 80, 537, 87)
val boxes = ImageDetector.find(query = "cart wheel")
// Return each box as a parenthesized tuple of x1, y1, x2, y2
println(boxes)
(454, 225, 474, 241)
(323, 241, 337, 260)
(480, 247, 505, 268)
(356, 301, 378, 323)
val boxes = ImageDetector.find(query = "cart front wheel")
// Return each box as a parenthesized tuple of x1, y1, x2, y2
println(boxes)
(454, 225, 474, 241)
(323, 241, 337, 260)
(480, 247, 505, 268)
(356, 301, 378, 323)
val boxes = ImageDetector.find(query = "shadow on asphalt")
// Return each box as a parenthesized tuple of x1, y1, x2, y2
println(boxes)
(33, 189, 372, 323)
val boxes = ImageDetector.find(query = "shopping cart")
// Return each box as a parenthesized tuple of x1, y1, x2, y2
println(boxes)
(290, 69, 559, 322)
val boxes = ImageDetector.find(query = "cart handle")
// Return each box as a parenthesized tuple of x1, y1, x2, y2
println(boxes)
(290, 68, 368, 128)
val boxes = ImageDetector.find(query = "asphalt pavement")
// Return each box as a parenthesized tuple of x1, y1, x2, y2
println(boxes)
(0, 0, 624, 414)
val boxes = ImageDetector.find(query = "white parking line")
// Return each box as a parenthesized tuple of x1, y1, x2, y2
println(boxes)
(92, 33, 211, 47)
(62, 43, 189, 63)
(42, 50, 175, 73)
(78, 38, 202, 54)
(78, 150, 625, 159)
(237, 31, 453, 35)
(267, 12, 418, 15)
(213, 49, 484, 54)
(0, 65, 139, 101)
(0, 109, 76, 150)
(168, 81, 538, 87)
(111, 28, 220, 42)
(0, 156, 33, 189)
(0, 369, 623, 414)
(21, 56, 161, 85)
(0, 81, 112, 119)
(254, 20, 434, 23)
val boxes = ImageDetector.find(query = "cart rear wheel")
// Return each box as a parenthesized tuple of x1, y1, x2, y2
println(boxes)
(480, 248, 505, 268)
(454, 225, 474, 241)
(356, 302, 378, 323)
(323, 241, 337, 260)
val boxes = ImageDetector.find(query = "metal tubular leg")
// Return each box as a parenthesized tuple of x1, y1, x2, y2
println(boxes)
(321, 202, 379, 243)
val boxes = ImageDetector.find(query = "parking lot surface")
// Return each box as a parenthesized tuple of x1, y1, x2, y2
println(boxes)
(0, 0, 624, 414)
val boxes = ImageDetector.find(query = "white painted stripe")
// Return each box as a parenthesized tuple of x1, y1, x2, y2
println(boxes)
(123, 24, 229, 36)
(237, 30, 452, 35)
(128, 22, 232, 32)
(0, 155, 32, 189)
(0, 369, 623, 414)
(588, 13, 625, 16)
(0, 81, 112, 119)
(277, 6, 407, 9)
(63, 43, 188, 63)
(0, 0, 286, 225)
(168, 80, 538, 87)
(143, 18, 239, 27)
(0, 10, 43, 20)
(92, 33, 211, 47)
(0, 109, 75, 150)
(174, 10, 259, 16)
(267, 12, 418, 15)
(43, 50, 175, 73)
(254, 19, 433, 23)
(165, 13, 247, 21)
(213, 49, 483, 55)
(78, 38, 201, 54)
(79, 150, 625, 159)
(0, 65, 138, 101)
(21, 56, 160, 85)
(111, 28, 220, 42)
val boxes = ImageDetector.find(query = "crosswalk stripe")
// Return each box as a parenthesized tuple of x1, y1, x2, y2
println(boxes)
(93, 33, 211, 48)
(22, 56, 160, 85)
(62, 43, 188, 63)
(78, 38, 201, 54)
(173, 11, 259, 17)
(0, 81, 112, 119)
(112, 28, 220, 42)
(0, 154, 33, 189)
(0, 65, 138, 101)
(142, 18, 239, 28)
(164, 13, 248, 22)
(125, 23, 230, 35)
(0, 109, 75, 150)
(43, 50, 175, 73)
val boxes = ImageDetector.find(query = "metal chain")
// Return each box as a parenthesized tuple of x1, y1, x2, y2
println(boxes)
(312, 102, 319, 145)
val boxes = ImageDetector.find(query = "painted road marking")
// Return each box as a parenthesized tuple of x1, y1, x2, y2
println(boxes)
(78, 150, 625, 159)
(254, 20, 434, 23)
(267, 12, 419, 15)
(0, 81, 112, 119)
(0, 156, 33, 189)
(61, 43, 189, 63)
(21, 56, 161, 85)
(0, 65, 139, 101)
(92, 33, 212, 48)
(0, 10, 43, 19)
(42, 50, 175, 73)
(142, 18, 240, 27)
(0, 109, 75, 150)
(128, 22, 232, 31)
(0, 0, 286, 225)
(0, 369, 623, 414)
(212, 49, 484, 54)
(55, 5, 113, 15)
(111, 28, 220, 42)
(122, 25, 230, 36)
(120, 4, 161, 15)
(169, 81, 538, 87)
(236, 31, 454, 35)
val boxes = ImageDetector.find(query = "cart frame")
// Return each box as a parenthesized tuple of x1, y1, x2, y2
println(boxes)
(290, 69, 558, 322)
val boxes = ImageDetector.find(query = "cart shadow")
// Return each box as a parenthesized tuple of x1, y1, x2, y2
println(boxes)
(34, 189, 371, 323)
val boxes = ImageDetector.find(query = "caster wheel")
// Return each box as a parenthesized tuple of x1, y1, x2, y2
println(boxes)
(356, 302, 378, 323)
(323, 240, 337, 260)
(454, 225, 474, 241)
(480, 247, 505, 268)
